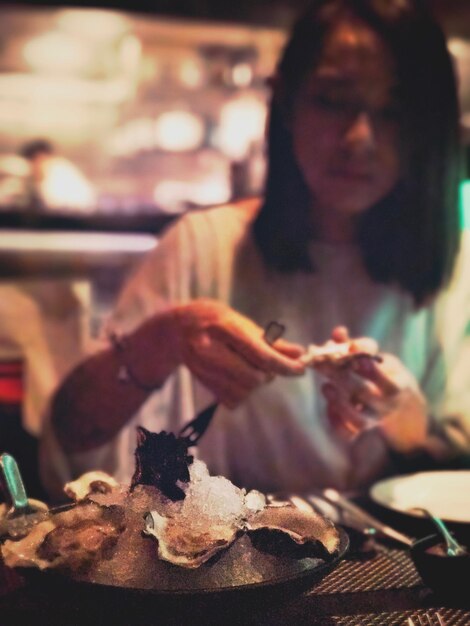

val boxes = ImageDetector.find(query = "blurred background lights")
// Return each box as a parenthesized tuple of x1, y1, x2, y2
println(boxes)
(0, 232, 156, 253)
(153, 180, 192, 212)
(39, 158, 96, 211)
(178, 56, 206, 89)
(119, 35, 142, 75)
(125, 118, 155, 151)
(153, 174, 230, 213)
(231, 63, 253, 87)
(57, 9, 130, 42)
(448, 37, 470, 59)
(215, 96, 266, 160)
(0, 155, 30, 177)
(107, 118, 155, 156)
(0, 74, 131, 104)
(190, 175, 231, 205)
(154, 110, 205, 152)
(23, 32, 94, 74)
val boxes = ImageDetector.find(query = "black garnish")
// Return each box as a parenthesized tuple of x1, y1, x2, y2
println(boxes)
(130, 427, 193, 500)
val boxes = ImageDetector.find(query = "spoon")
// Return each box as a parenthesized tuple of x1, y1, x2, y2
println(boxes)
(0, 453, 48, 538)
(418, 508, 468, 557)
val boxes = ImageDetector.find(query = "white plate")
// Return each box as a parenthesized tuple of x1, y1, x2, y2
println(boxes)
(370, 471, 470, 523)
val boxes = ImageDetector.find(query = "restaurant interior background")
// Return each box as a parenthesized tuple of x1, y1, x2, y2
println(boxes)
(1, 0, 470, 443)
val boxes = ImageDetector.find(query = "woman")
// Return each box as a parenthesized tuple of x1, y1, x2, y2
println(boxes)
(41, 0, 470, 499)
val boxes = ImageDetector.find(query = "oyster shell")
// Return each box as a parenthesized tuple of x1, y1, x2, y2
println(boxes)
(145, 500, 341, 569)
(64, 471, 120, 502)
(301, 337, 379, 370)
(245, 504, 340, 561)
(144, 510, 241, 568)
(143, 458, 266, 568)
(1, 519, 56, 569)
(1, 501, 126, 572)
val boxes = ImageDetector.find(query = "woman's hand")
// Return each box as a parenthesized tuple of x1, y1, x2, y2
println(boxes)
(168, 299, 305, 407)
(321, 327, 428, 453)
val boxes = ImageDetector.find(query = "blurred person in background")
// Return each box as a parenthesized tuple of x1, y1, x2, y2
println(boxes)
(19, 139, 96, 213)
(42, 0, 470, 500)
(0, 281, 91, 499)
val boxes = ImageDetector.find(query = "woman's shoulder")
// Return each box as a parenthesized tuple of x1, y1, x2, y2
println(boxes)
(177, 197, 261, 234)
(154, 197, 261, 261)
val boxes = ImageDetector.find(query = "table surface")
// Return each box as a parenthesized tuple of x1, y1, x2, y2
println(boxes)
(1, 501, 470, 626)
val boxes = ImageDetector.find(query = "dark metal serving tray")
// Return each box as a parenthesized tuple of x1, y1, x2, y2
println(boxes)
(18, 528, 349, 620)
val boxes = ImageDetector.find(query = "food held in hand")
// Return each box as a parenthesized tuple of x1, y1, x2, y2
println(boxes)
(301, 337, 380, 371)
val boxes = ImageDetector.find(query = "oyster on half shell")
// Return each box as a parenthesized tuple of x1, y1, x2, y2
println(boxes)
(64, 471, 120, 502)
(143, 499, 340, 568)
(1, 501, 126, 572)
(143, 458, 266, 568)
(245, 504, 341, 561)
(144, 510, 242, 568)
(132, 427, 342, 570)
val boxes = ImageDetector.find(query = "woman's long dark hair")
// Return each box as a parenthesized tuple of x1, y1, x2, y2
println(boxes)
(253, 0, 461, 306)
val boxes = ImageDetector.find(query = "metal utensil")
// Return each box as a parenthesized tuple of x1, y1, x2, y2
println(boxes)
(178, 320, 286, 446)
(303, 493, 381, 541)
(289, 494, 377, 537)
(0, 453, 48, 537)
(323, 488, 414, 547)
(178, 402, 218, 447)
(418, 508, 467, 557)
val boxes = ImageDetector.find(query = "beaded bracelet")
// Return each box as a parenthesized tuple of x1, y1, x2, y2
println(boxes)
(108, 330, 161, 392)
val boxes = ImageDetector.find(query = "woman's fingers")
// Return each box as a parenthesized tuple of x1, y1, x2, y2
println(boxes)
(331, 326, 349, 343)
(326, 403, 359, 438)
(183, 329, 281, 406)
(271, 338, 306, 359)
(377, 389, 428, 452)
(328, 369, 384, 409)
(352, 356, 400, 396)
(176, 299, 305, 378)
(319, 340, 429, 453)
(186, 338, 268, 388)
(323, 383, 367, 437)
(212, 322, 305, 376)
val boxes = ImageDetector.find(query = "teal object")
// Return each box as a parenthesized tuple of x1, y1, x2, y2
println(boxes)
(460, 179, 470, 229)
(0, 453, 29, 509)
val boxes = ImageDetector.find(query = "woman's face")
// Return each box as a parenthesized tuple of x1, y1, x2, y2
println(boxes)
(291, 18, 403, 219)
